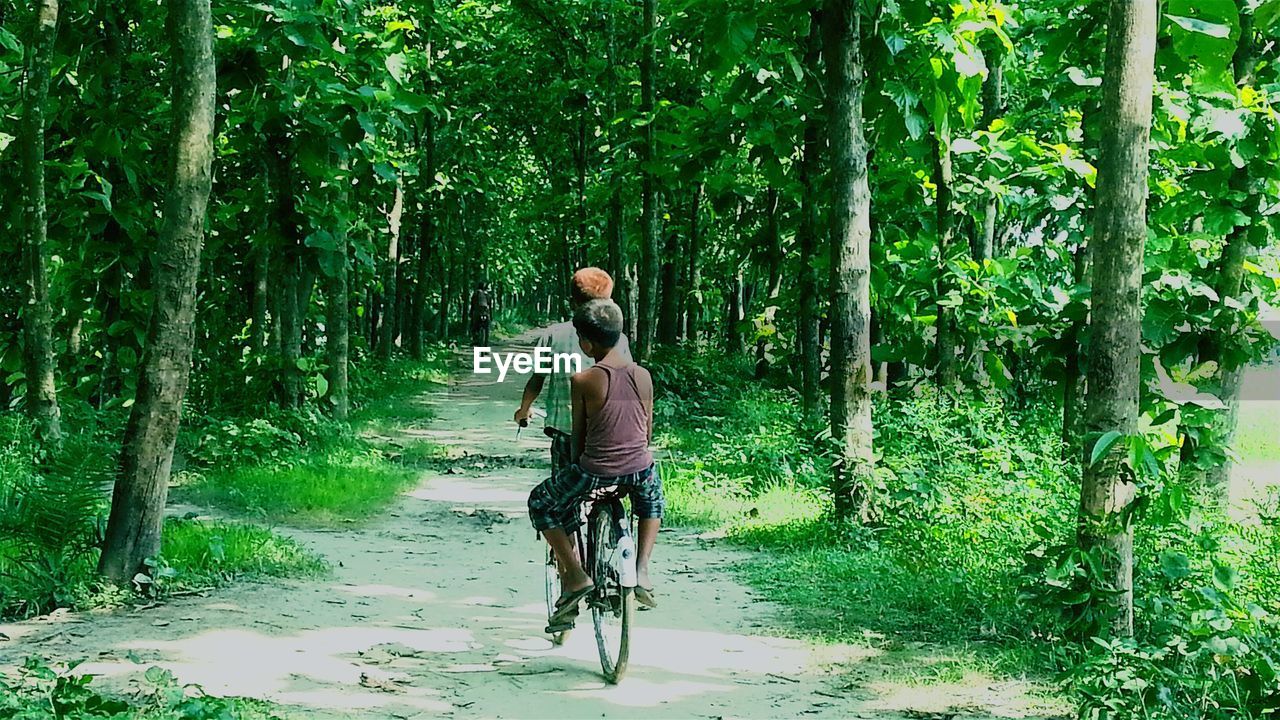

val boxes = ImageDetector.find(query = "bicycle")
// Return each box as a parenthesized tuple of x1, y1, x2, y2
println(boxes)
(543, 486, 637, 684)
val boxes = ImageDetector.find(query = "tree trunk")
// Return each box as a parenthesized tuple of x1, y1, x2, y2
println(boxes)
(100, 0, 215, 585)
(251, 244, 269, 352)
(657, 199, 682, 346)
(636, 0, 659, 361)
(932, 132, 958, 387)
(1077, 0, 1157, 639)
(976, 37, 1005, 262)
(412, 117, 435, 357)
(379, 180, 404, 358)
(755, 187, 783, 379)
(1190, 12, 1258, 501)
(19, 0, 62, 446)
(325, 240, 349, 421)
(1061, 243, 1088, 456)
(824, 0, 874, 523)
(798, 10, 823, 425)
(686, 184, 703, 347)
(727, 263, 745, 356)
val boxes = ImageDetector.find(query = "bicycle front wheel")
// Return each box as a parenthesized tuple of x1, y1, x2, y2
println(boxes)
(590, 505, 634, 684)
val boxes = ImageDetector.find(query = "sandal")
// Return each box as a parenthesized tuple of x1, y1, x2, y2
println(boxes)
(548, 584, 594, 625)
(635, 586, 658, 609)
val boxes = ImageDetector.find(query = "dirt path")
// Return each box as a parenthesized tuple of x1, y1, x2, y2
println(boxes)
(0, 335, 1065, 719)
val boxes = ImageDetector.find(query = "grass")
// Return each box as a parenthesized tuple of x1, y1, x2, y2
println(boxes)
(179, 461, 416, 527)
(162, 519, 328, 583)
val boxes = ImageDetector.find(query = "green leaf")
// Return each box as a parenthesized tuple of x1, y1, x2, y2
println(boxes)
(1213, 563, 1239, 592)
(1089, 431, 1125, 467)
(1160, 551, 1192, 579)
(1166, 14, 1232, 38)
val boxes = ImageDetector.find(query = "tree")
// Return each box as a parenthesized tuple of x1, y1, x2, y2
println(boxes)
(99, 0, 216, 585)
(636, 0, 659, 361)
(823, 0, 875, 523)
(18, 0, 62, 445)
(1077, 0, 1158, 637)
(797, 11, 823, 427)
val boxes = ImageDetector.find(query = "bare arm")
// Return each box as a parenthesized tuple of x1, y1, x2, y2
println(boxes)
(638, 367, 654, 444)
(570, 374, 588, 463)
(515, 372, 546, 424)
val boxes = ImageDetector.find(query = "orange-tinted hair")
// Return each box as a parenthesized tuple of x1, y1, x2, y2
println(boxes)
(571, 267, 615, 306)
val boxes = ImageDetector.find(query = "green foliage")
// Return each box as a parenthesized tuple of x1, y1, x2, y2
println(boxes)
(179, 459, 414, 528)
(0, 659, 293, 719)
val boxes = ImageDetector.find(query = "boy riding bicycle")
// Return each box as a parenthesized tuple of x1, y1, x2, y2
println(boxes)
(527, 299, 662, 627)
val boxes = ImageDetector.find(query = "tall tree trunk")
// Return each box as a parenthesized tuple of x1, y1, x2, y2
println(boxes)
(100, 0, 215, 584)
(727, 262, 745, 355)
(797, 10, 823, 425)
(1061, 243, 1089, 456)
(636, 0, 659, 360)
(19, 0, 62, 445)
(325, 233, 350, 421)
(932, 132, 958, 387)
(251, 244, 269, 353)
(412, 97, 435, 357)
(1190, 10, 1258, 501)
(824, 0, 874, 523)
(1078, 0, 1157, 639)
(685, 184, 703, 347)
(976, 37, 1005, 262)
(755, 187, 783, 378)
(379, 180, 404, 359)
(657, 197, 682, 346)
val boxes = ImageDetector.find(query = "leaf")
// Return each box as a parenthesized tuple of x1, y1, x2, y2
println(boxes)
(1090, 431, 1125, 467)
(1166, 14, 1232, 38)
(1160, 551, 1192, 579)
(1213, 563, 1239, 592)
(384, 53, 408, 85)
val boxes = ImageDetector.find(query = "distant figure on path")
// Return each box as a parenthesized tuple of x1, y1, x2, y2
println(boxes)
(470, 282, 491, 346)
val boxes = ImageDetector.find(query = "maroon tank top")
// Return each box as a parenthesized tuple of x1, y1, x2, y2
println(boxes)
(578, 363, 653, 477)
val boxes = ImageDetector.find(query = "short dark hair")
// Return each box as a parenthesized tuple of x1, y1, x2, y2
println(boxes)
(573, 299, 623, 348)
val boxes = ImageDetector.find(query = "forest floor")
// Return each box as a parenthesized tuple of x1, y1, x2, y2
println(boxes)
(0, 332, 1068, 719)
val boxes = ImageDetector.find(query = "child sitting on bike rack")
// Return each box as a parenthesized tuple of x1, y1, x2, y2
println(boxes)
(527, 299, 663, 627)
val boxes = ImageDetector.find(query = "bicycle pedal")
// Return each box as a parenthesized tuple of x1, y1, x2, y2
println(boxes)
(545, 621, 575, 634)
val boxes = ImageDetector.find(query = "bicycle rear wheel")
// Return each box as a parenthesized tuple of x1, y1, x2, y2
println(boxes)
(590, 504, 634, 684)
(544, 546, 571, 645)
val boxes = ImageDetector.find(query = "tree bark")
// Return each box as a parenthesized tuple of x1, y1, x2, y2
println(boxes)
(1191, 11, 1257, 501)
(657, 198, 682, 346)
(412, 70, 435, 359)
(1077, 0, 1157, 639)
(1061, 243, 1089, 456)
(379, 179, 404, 359)
(685, 184, 703, 347)
(755, 187, 783, 378)
(798, 10, 823, 425)
(976, 37, 1005, 262)
(824, 0, 875, 523)
(19, 0, 62, 446)
(636, 0, 659, 361)
(932, 132, 958, 387)
(100, 0, 215, 585)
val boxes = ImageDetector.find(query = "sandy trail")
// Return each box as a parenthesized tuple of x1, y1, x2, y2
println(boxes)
(0, 334, 1064, 719)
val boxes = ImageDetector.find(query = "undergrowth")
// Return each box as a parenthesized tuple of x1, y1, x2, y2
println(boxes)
(0, 659, 294, 719)
(652, 347, 1280, 717)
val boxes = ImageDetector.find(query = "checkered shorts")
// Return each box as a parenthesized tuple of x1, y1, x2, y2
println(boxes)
(548, 429, 573, 476)
(528, 463, 664, 534)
